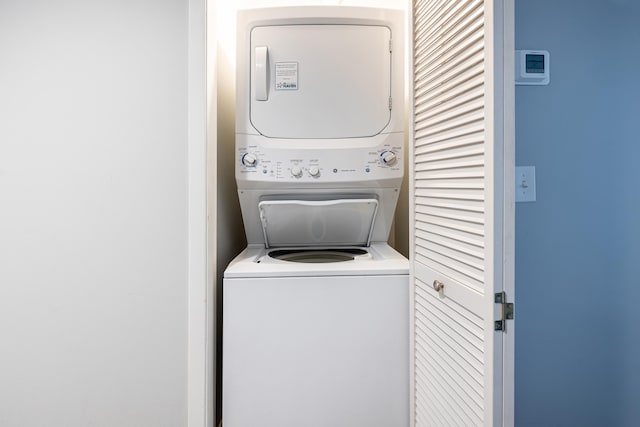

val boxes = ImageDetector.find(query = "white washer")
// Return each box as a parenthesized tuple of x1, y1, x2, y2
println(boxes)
(223, 244, 408, 427)
(224, 6, 407, 426)
(223, 198, 409, 426)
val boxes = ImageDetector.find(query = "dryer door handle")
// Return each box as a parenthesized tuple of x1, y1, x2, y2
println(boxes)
(255, 46, 269, 101)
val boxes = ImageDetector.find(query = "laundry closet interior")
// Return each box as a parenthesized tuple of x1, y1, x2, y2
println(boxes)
(214, 0, 514, 426)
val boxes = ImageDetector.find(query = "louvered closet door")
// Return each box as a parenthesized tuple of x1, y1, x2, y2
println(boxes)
(410, 0, 514, 426)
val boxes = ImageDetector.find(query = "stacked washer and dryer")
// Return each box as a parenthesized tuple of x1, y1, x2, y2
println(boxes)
(223, 6, 408, 427)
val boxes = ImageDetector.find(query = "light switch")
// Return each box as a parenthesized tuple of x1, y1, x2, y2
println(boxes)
(515, 166, 536, 202)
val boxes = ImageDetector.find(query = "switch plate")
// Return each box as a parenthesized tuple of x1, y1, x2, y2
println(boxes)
(515, 166, 536, 202)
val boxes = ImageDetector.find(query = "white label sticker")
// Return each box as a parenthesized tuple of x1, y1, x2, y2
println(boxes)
(275, 62, 298, 90)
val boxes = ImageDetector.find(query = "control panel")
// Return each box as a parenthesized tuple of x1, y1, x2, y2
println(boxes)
(236, 137, 403, 184)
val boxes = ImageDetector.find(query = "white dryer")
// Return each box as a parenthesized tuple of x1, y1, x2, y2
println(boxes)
(224, 6, 407, 427)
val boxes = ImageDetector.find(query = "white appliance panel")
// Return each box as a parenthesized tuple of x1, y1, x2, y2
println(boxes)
(236, 133, 404, 186)
(250, 24, 391, 139)
(223, 274, 409, 427)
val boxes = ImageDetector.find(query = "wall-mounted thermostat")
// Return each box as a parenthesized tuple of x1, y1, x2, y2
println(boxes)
(515, 50, 549, 85)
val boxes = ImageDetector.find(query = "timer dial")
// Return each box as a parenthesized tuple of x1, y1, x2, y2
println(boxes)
(242, 152, 258, 167)
(380, 150, 397, 166)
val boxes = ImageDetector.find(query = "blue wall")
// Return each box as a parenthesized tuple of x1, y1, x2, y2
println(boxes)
(515, 0, 640, 425)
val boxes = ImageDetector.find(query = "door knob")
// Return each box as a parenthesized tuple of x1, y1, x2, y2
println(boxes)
(432, 280, 444, 292)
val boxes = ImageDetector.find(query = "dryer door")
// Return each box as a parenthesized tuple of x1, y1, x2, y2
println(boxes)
(250, 24, 392, 139)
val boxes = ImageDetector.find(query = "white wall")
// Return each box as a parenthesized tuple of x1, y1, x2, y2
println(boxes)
(0, 1, 195, 426)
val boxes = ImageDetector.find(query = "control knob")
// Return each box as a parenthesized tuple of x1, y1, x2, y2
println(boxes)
(291, 166, 303, 178)
(308, 166, 320, 177)
(242, 152, 258, 167)
(380, 150, 397, 166)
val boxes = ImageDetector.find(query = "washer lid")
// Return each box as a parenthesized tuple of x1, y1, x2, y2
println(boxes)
(258, 198, 378, 248)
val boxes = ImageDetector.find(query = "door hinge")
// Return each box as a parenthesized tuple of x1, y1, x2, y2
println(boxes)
(389, 97, 392, 110)
(494, 291, 514, 332)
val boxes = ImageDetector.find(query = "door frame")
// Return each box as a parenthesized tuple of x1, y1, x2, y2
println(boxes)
(187, 0, 214, 426)
(501, 0, 515, 423)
